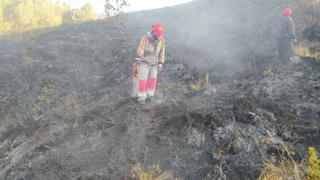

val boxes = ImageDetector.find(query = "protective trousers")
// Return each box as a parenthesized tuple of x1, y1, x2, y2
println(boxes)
(131, 62, 158, 101)
(279, 37, 294, 62)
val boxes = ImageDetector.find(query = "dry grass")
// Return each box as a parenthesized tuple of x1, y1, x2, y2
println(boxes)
(263, 69, 274, 77)
(259, 146, 320, 180)
(129, 164, 175, 180)
(295, 45, 320, 58)
(0, 124, 7, 136)
(258, 144, 305, 180)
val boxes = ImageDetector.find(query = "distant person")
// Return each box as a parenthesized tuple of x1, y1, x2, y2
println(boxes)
(131, 24, 166, 104)
(279, 8, 297, 62)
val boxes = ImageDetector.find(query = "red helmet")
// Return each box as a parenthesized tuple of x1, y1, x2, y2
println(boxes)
(282, 8, 292, 16)
(151, 23, 164, 37)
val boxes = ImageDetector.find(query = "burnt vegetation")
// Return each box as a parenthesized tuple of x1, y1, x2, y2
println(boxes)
(0, 0, 320, 179)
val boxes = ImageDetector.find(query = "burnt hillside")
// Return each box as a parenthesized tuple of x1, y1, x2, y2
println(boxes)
(0, 0, 319, 179)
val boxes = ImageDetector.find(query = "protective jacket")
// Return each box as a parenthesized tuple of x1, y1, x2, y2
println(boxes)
(136, 32, 165, 65)
(280, 16, 296, 40)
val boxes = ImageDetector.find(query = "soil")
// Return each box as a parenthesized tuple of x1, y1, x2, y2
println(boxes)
(0, 0, 319, 179)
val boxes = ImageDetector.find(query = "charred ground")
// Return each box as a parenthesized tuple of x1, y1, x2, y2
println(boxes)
(0, 0, 320, 179)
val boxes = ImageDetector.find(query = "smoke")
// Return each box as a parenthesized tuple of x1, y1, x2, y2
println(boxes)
(128, 0, 290, 71)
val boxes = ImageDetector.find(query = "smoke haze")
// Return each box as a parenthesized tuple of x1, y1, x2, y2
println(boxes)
(128, 0, 291, 71)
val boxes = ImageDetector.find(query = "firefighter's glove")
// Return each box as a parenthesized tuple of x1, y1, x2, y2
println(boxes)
(158, 63, 163, 72)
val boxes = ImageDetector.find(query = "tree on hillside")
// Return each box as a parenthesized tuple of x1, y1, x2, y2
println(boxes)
(5, 0, 64, 33)
(0, 0, 97, 36)
(1, 0, 69, 34)
(72, 3, 97, 23)
(0, 0, 13, 34)
(105, 0, 128, 16)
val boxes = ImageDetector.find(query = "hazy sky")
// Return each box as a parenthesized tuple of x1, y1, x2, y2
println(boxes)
(56, 0, 194, 14)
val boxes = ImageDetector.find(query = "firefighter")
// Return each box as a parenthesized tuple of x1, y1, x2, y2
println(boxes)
(131, 24, 166, 104)
(279, 8, 297, 62)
